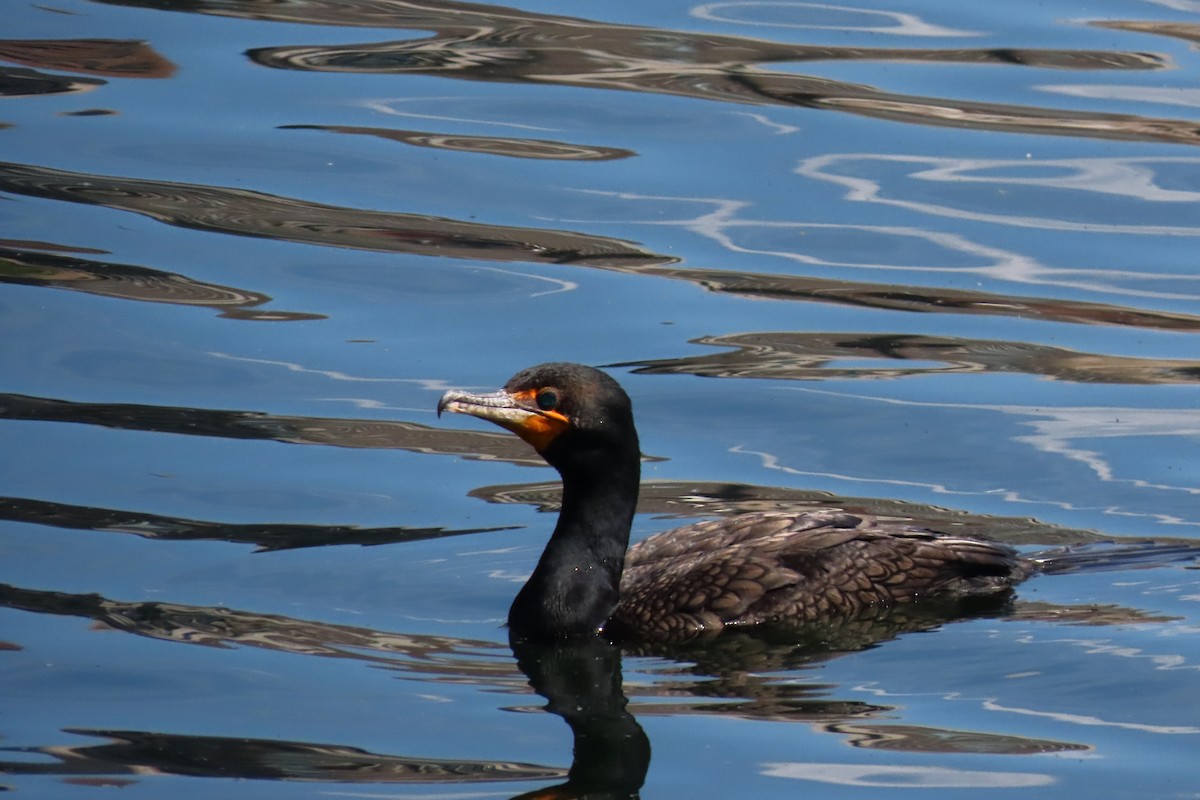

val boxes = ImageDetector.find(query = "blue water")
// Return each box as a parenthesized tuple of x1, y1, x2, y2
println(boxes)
(3, 1, 1199, 797)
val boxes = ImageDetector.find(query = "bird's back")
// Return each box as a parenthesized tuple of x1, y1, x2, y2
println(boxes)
(611, 510, 1032, 641)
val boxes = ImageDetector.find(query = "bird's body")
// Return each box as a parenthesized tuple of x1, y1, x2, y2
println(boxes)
(614, 509, 1031, 640)
(439, 362, 1035, 643)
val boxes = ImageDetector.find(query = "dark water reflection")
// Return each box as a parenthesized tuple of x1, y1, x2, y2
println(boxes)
(0, 67, 105, 98)
(3, 639, 646, 797)
(0, 561, 1191, 793)
(0, 246, 325, 320)
(11, 576, 1163, 795)
(0, 494, 512, 550)
(0, 160, 672, 266)
(618, 331, 1200, 384)
(0, 38, 175, 79)
(3, 579, 1130, 789)
(236, 0, 1200, 147)
(0, 390, 541, 461)
(91, 0, 1200, 145)
(283, 123, 638, 161)
(5, 0, 1200, 798)
(2, 728, 565, 786)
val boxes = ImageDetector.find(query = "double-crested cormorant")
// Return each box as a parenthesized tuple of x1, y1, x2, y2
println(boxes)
(439, 362, 1035, 642)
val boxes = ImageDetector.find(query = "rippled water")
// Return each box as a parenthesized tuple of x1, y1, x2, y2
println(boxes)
(3, 1, 1200, 798)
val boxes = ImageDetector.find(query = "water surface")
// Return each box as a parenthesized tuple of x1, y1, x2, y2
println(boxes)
(3, 1, 1199, 798)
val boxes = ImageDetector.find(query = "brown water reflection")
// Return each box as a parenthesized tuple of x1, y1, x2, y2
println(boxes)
(0, 161, 674, 267)
(0, 579, 1160, 722)
(2, 643, 641, 796)
(0, 495, 513, 551)
(204, 0, 1200, 147)
(602, 263, 1200, 331)
(4, 156, 1197, 331)
(0, 391, 542, 463)
(466, 479, 1133, 547)
(0, 476, 1122, 554)
(1, 579, 1174, 672)
(0, 728, 564, 785)
(829, 723, 1088, 755)
(0, 38, 175, 79)
(0, 581, 511, 669)
(282, 124, 637, 161)
(615, 332, 1200, 384)
(0, 239, 108, 255)
(0, 246, 323, 321)
(6, 388, 1197, 547)
(1093, 20, 1200, 48)
(0, 576, 1154, 789)
(71, 1, 1195, 145)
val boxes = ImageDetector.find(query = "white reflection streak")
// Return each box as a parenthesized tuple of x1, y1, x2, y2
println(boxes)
(798, 153, 1200, 235)
(362, 98, 562, 132)
(730, 443, 975, 498)
(508, 268, 579, 297)
(852, 665, 1199, 735)
(672, 197, 1032, 274)
(1040, 84, 1200, 109)
(1140, 579, 1200, 601)
(208, 352, 457, 390)
(570, 188, 1198, 300)
(487, 569, 532, 584)
(734, 111, 801, 134)
(851, 678, 1196, 731)
(692, 2, 982, 37)
(574, 188, 1035, 272)
(1139, 0, 1200, 10)
(462, 265, 577, 297)
(743, 387, 1200, 525)
(759, 762, 1053, 787)
(984, 699, 1200, 733)
(1030, 634, 1200, 673)
(1014, 410, 1200, 503)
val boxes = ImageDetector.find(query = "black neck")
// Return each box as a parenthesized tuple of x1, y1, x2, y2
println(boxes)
(508, 438, 641, 639)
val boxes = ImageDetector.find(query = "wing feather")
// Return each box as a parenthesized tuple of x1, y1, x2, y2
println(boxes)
(611, 511, 1028, 640)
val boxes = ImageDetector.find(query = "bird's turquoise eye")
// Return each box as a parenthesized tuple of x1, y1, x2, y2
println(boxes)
(536, 389, 559, 411)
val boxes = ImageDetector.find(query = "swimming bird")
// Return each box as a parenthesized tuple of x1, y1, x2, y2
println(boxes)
(438, 362, 1036, 642)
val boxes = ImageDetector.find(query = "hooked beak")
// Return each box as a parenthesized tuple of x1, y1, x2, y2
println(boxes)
(438, 388, 569, 452)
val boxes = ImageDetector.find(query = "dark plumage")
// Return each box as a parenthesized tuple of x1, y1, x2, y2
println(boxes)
(439, 362, 1034, 642)
(614, 510, 1030, 640)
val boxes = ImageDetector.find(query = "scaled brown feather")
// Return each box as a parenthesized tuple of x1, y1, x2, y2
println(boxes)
(612, 510, 1031, 641)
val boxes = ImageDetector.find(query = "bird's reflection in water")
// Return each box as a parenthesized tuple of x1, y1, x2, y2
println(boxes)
(509, 636, 650, 800)
(3, 581, 1149, 790)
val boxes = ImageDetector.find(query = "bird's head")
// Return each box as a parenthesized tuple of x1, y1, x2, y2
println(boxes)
(438, 362, 638, 468)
